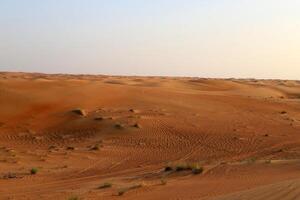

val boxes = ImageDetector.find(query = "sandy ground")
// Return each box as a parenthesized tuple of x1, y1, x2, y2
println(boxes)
(0, 72, 299, 200)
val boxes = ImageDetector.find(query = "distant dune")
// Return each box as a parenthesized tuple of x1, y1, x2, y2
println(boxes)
(0, 72, 299, 200)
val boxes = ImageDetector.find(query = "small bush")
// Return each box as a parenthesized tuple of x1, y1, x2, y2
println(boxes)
(164, 166, 173, 172)
(115, 123, 124, 129)
(94, 117, 104, 121)
(66, 146, 75, 150)
(98, 182, 112, 189)
(165, 162, 203, 175)
(175, 164, 189, 171)
(90, 144, 101, 151)
(133, 123, 141, 128)
(30, 168, 38, 175)
(192, 166, 203, 174)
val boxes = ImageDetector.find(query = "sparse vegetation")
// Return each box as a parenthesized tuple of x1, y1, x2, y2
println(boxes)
(129, 109, 137, 113)
(133, 123, 141, 128)
(117, 184, 143, 196)
(115, 123, 124, 129)
(30, 168, 38, 175)
(90, 143, 101, 151)
(164, 166, 172, 172)
(192, 166, 203, 174)
(66, 146, 75, 150)
(94, 117, 104, 121)
(98, 182, 112, 189)
(164, 162, 203, 175)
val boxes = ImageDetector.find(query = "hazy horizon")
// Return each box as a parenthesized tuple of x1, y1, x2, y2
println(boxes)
(1, 0, 300, 80)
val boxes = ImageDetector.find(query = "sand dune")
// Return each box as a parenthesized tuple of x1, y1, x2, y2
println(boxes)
(0, 72, 299, 199)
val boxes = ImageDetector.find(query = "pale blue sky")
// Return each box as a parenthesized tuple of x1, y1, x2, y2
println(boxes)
(0, 0, 299, 79)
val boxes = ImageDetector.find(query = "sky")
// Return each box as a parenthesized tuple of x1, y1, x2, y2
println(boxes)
(0, 0, 299, 79)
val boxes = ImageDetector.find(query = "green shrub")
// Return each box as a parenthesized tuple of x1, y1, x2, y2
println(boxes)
(30, 168, 38, 175)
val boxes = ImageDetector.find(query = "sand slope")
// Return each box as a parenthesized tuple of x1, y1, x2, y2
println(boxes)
(0, 72, 299, 199)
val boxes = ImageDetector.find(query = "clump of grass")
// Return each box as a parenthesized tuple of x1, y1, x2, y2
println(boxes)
(117, 184, 143, 196)
(133, 123, 141, 128)
(98, 182, 112, 189)
(66, 146, 76, 150)
(115, 123, 124, 129)
(164, 166, 172, 172)
(164, 162, 203, 175)
(90, 144, 101, 151)
(129, 109, 137, 113)
(175, 163, 190, 171)
(94, 116, 104, 121)
(30, 168, 38, 175)
(192, 165, 203, 174)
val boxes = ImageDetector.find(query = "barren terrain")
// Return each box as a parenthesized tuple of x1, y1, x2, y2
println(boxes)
(0, 72, 300, 200)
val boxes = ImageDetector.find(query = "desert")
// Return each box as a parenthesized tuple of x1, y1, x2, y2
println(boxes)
(0, 72, 299, 199)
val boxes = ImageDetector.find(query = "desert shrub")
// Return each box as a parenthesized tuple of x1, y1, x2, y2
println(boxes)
(98, 182, 112, 189)
(192, 166, 203, 174)
(133, 123, 141, 128)
(66, 146, 75, 150)
(165, 162, 203, 174)
(94, 117, 104, 121)
(164, 166, 173, 172)
(30, 168, 38, 175)
(90, 144, 101, 151)
(115, 123, 124, 129)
